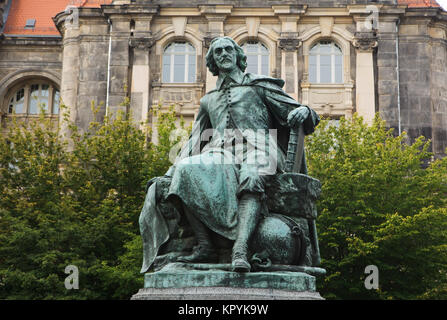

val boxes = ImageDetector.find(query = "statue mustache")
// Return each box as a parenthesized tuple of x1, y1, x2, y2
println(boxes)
(219, 56, 232, 63)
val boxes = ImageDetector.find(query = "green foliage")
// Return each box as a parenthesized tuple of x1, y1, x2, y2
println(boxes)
(0, 102, 188, 299)
(1, 106, 446, 300)
(306, 114, 447, 299)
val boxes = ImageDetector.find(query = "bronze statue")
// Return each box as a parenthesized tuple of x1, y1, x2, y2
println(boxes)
(139, 37, 322, 275)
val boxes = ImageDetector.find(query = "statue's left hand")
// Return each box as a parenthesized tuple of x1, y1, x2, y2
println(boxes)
(146, 175, 172, 192)
(287, 106, 310, 128)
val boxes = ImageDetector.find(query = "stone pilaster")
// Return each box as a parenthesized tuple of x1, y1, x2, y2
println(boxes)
(374, 12, 404, 132)
(279, 37, 301, 100)
(129, 37, 154, 127)
(353, 32, 378, 124)
(55, 10, 81, 138)
(101, 11, 131, 117)
(274, 6, 306, 100)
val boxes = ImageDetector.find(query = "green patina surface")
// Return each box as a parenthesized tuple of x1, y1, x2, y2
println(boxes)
(144, 264, 316, 292)
(139, 37, 322, 275)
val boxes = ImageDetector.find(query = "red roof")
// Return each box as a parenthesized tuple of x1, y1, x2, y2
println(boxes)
(3, 0, 112, 36)
(2, 0, 444, 37)
(398, 0, 441, 7)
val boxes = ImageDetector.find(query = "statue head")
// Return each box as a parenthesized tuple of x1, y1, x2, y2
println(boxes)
(206, 37, 247, 76)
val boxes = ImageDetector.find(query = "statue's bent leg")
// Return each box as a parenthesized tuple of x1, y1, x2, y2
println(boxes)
(232, 193, 261, 272)
(177, 205, 218, 263)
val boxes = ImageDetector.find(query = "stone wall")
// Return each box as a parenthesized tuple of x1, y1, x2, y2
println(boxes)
(397, 9, 447, 158)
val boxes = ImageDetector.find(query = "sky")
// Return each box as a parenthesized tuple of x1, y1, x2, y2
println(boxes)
(438, 0, 447, 10)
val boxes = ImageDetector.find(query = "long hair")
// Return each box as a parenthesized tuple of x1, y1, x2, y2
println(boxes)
(205, 37, 247, 76)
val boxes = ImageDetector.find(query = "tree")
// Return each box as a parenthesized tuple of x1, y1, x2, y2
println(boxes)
(306, 114, 447, 299)
(0, 103, 188, 299)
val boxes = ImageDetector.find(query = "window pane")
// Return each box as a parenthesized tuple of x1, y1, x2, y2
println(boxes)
(162, 54, 171, 82)
(333, 43, 342, 54)
(335, 55, 343, 83)
(320, 55, 331, 83)
(310, 44, 319, 54)
(173, 54, 185, 82)
(17, 88, 25, 101)
(53, 90, 60, 114)
(246, 55, 258, 74)
(261, 54, 269, 76)
(186, 43, 195, 54)
(163, 42, 195, 83)
(188, 54, 196, 83)
(164, 43, 173, 53)
(41, 84, 49, 113)
(245, 43, 258, 53)
(11, 88, 25, 114)
(309, 55, 317, 83)
(320, 42, 331, 54)
(243, 42, 269, 76)
(9, 97, 14, 113)
(260, 44, 269, 54)
(29, 85, 40, 114)
(174, 42, 185, 53)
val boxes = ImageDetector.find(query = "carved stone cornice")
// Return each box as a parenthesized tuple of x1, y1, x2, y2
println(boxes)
(353, 32, 378, 52)
(129, 37, 154, 50)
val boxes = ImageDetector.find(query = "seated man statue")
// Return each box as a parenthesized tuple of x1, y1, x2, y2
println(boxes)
(139, 36, 320, 274)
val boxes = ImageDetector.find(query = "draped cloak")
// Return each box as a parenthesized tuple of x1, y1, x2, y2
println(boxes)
(139, 72, 320, 273)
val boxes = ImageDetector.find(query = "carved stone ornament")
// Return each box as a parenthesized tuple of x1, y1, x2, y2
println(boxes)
(129, 37, 155, 50)
(353, 32, 378, 52)
(203, 35, 217, 49)
(278, 38, 302, 51)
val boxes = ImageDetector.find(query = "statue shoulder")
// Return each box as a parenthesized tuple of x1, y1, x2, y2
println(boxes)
(244, 73, 285, 90)
(199, 92, 212, 106)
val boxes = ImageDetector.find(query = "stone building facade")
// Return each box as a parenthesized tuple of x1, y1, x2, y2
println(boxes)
(0, 0, 446, 157)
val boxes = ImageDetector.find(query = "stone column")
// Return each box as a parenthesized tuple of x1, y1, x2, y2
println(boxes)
(354, 32, 378, 125)
(57, 13, 80, 138)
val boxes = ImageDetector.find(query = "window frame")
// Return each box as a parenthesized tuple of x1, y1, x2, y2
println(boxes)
(241, 41, 270, 76)
(5, 80, 60, 116)
(309, 40, 343, 84)
(162, 41, 197, 84)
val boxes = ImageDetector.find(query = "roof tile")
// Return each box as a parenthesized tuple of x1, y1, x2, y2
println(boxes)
(398, 0, 441, 8)
(3, 0, 112, 36)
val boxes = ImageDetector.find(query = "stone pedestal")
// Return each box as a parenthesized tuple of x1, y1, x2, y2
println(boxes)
(131, 263, 324, 300)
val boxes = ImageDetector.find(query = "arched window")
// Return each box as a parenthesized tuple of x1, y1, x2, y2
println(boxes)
(309, 41, 343, 84)
(7, 81, 60, 115)
(242, 41, 269, 76)
(162, 42, 196, 83)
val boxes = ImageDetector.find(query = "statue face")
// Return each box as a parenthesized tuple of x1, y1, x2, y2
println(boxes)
(212, 38, 238, 73)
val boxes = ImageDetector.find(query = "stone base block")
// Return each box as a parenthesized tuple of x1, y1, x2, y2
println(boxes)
(131, 263, 324, 300)
(131, 287, 324, 300)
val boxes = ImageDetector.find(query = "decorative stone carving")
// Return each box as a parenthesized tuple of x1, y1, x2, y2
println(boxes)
(353, 32, 378, 52)
(129, 37, 155, 50)
(278, 37, 301, 51)
(203, 35, 216, 49)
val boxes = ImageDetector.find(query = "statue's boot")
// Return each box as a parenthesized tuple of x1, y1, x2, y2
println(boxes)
(231, 194, 261, 272)
(177, 209, 218, 263)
